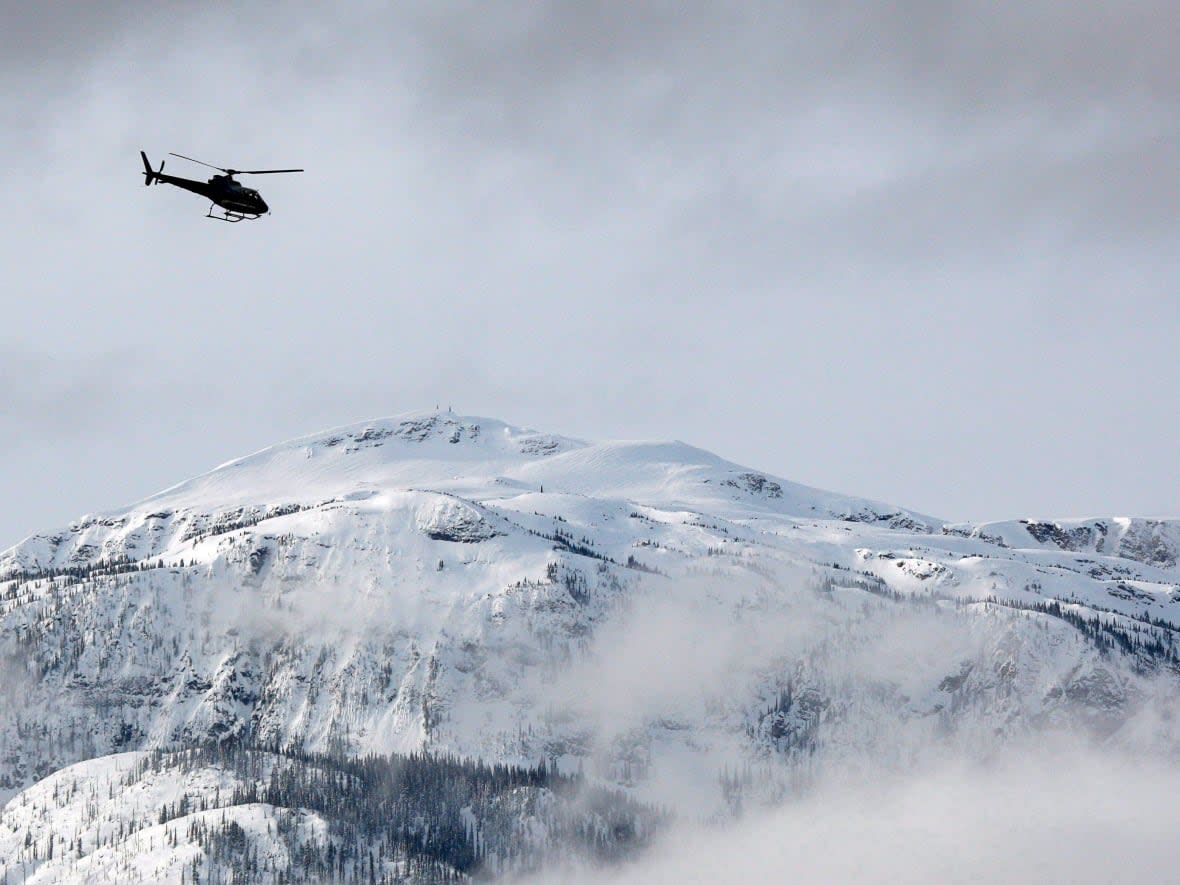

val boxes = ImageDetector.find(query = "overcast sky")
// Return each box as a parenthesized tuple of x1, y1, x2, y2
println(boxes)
(3, 1, 1179, 546)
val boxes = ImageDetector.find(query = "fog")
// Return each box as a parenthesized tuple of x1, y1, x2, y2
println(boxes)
(522, 748, 1180, 884)
(524, 562, 1180, 880)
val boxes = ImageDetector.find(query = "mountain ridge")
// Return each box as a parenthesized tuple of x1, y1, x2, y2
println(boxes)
(1, 409, 943, 578)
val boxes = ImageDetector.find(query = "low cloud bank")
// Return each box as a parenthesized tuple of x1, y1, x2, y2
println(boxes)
(524, 564, 1180, 882)
(524, 746, 1180, 884)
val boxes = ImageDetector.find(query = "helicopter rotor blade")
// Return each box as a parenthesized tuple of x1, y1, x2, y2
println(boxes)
(167, 153, 302, 176)
(168, 152, 229, 173)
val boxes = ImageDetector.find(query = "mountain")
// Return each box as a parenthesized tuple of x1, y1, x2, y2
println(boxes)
(2, 410, 1178, 883)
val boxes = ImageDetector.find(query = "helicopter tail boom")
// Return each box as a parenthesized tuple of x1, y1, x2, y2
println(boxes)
(140, 150, 164, 186)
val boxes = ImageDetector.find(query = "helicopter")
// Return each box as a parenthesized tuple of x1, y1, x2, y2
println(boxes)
(140, 150, 303, 222)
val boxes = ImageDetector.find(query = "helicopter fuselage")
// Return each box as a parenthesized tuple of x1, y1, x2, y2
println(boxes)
(153, 172, 269, 217)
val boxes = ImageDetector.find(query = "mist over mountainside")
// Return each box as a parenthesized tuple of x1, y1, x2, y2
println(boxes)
(2, 410, 1179, 883)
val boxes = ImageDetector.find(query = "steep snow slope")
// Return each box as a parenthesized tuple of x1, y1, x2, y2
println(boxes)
(0, 745, 654, 884)
(947, 516, 1180, 570)
(0, 752, 324, 885)
(2, 410, 1179, 881)
(0, 411, 936, 580)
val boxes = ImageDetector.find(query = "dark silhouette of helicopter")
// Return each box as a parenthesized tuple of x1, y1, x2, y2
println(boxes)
(140, 151, 303, 222)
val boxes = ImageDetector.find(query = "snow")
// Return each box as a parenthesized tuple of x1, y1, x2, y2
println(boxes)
(0, 751, 333, 884)
(1, 409, 1179, 878)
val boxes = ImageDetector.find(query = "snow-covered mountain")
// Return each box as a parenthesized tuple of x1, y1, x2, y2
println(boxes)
(2, 410, 1179, 882)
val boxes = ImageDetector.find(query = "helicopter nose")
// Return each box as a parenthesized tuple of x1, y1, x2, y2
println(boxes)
(257, 199, 269, 214)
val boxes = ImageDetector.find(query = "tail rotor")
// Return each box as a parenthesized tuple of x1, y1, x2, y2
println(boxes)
(140, 150, 164, 186)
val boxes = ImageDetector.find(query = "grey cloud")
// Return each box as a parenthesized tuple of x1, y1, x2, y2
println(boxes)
(377, 2, 1180, 258)
(0, 5, 137, 72)
(25, 3, 1178, 132)
(399, 2, 1180, 125)
(0, 350, 137, 438)
(1, 1, 1179, 544)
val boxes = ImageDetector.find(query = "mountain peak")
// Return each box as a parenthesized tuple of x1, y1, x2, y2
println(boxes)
(130, 408, 938, 529)
(219, 409, 584, 467)
(0, 409, 942, 579)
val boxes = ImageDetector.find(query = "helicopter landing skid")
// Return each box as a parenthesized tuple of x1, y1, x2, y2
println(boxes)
(206, 204, 261, 223)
